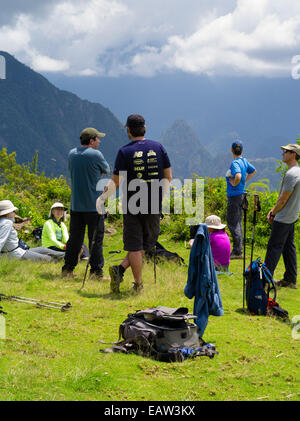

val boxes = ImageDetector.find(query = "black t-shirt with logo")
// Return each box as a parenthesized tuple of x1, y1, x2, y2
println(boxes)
(113, 139, 171, 214)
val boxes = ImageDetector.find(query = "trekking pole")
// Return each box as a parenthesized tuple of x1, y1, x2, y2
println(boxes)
(0, 293, 71, 311)
(105, 250, 121, 262)
(7, 295, 71, 308)
(154, 243, 157, 284)
(80, 215, 100, 291)
(250, 194, 261, 266)
(242, 193, 249, 312)
(245, 193, 261, 310)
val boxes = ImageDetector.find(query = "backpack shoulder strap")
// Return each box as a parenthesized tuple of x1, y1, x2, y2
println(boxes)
(261, 263, 277, 301)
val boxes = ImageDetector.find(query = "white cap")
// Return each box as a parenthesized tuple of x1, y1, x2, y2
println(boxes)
(48, 202, 67, 219)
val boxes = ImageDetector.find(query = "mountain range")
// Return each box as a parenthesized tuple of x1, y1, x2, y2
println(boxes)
(0, 51, 287, 189)
(0, 51, 128, 178)
(47, 71, 300, 160)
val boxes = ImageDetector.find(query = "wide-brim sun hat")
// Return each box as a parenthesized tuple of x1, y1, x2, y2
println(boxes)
(0, 200, 18, 217)
(205, 215, 226, 230)
(48, 202, 67, 219)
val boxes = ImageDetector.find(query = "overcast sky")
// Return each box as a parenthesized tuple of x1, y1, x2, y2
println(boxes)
(0, 0, 300, 78)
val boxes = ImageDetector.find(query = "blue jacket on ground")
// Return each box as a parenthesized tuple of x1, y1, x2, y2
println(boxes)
(184, 223, 223, 337)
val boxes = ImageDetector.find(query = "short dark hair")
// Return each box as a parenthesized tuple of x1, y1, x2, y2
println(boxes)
(232, 146, 242, 155)
(80, 136, 95, 146)
(232, 140, 243, 156)
(128, 126, 146, 137)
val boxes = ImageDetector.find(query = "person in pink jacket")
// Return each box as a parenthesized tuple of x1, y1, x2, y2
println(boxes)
(189, 215, 231, 272)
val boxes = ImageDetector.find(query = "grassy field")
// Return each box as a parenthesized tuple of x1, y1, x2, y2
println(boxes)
(0, 222, 299, 402)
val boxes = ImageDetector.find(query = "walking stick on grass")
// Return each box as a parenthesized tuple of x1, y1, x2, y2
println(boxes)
(79, 215, 100, 291)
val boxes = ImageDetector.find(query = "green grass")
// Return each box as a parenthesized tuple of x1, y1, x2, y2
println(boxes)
(0, 224, 299, 401)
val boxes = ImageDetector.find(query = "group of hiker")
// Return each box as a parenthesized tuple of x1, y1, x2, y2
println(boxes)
(0, 114, 300, 293)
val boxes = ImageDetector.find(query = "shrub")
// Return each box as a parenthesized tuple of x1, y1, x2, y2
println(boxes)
(0, 148, 71, 240)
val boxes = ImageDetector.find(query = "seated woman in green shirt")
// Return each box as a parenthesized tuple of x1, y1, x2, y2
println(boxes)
(42, 202, 88, 259)
(42, 203, 69, 251)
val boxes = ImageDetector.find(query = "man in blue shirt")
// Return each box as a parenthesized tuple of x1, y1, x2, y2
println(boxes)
(97, 114, 172, 293)
(226, 140, 256, 258)
(62, 127, 110, 278)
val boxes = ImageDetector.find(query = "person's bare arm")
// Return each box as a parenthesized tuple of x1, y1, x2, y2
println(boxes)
(246, 170, 256, 183)
(267, 190, 292, 223)
(229, 172, 242, 186)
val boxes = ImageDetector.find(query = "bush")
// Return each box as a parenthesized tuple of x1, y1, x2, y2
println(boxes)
(160, 176, 281, 246)
(0, 148, 71, 240)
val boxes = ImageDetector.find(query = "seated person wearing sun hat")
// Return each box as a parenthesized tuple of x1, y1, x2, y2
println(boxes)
(42, 202, 89, 259)
(0, 200, 65, 262)
(42, 203, 69, 251)
(189, 215, 231, 272)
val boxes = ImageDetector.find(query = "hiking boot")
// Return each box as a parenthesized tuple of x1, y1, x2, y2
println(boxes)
(274, 279, 297, 289)
(89, 270, 110, 281)
(131, 282, 144, 294)
(61, 269, 74, 279)
(230, 253, 243, 260)
(109, 266, 124, 293)
(78, 246, 84, 260)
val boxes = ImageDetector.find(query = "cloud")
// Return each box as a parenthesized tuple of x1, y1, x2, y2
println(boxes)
(0, 0, 300, 77)
(30, 54, 70, 72)
(127, 0, 300, 77)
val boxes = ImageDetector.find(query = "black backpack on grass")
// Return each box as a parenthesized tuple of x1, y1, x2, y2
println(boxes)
(145, 242, 185, 265)
(100, 306, 218, 362)
(245, 258, 289, 320)
(32, 226, 43, 242)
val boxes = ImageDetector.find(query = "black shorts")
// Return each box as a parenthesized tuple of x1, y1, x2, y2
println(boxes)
(123, 214, 160, 252)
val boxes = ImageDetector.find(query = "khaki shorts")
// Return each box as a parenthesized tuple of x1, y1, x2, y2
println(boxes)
(123, 214, 160, 252)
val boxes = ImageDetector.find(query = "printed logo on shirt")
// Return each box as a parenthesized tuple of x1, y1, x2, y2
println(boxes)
(133, 151, 143, 158)
(134, 166, 145, 171)
(133, 159, 144, 165)
(147, 150, 157, 157)
(136, 173, 143, 179)
(147, 158, 158, 164)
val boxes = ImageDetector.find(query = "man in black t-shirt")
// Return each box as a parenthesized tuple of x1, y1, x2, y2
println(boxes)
(96, 114, 172, 293)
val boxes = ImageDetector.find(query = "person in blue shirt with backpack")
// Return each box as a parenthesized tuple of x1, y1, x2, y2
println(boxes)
(226, 140, 256, 258)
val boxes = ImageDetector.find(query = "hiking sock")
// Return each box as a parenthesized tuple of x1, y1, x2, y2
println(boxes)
(119, 265, 125, 275)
